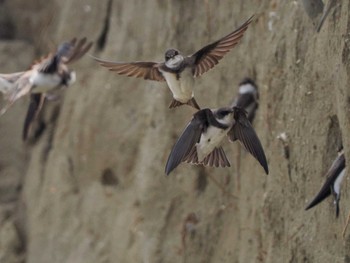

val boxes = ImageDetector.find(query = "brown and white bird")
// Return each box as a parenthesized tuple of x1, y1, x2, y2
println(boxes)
(165, 106, 268, 175)
(0, 38, 93, 140)
(93, 15, 254, 110)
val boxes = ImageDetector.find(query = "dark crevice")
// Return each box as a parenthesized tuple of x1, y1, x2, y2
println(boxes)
(68, 157, 79, 194)
(24, 97, 48, 145)
(195, 168, 208, 194)
(13, 199, 27, 260)
(101, 168, 119, 186)
(32, 121, 46, 141)
(323, 115, 343, 167)
(96, 0, 113, 51)
(41, 105, 61, 164)
(326, 115, 342, 152)
(25, 118, 46, 145)
(0, 2, 16, 40)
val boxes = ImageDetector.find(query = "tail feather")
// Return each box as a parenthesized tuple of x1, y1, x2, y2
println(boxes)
(168, 98, 201, 110)
(187, 97, 201, 110)
(201, 147, 231, 168)
(168, 99, 184, 109)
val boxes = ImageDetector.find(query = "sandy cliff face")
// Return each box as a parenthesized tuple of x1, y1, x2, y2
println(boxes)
(0, 0, 350, 262)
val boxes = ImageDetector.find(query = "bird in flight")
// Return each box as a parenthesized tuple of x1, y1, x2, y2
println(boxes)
(93, 15, 254, 110)
(231, 77, 259, 123)
(0, 37, 93, 140)
(165, 106, 268, 175)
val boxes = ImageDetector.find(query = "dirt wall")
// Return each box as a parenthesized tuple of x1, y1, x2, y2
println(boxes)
(0, 0, 349, 262)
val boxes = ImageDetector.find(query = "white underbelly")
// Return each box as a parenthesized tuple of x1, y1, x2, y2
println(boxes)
(160, 68, 194, 103)
(334, 168, 346, 195)
(29, 71, 63, 93)
(196, 126, 228, 161)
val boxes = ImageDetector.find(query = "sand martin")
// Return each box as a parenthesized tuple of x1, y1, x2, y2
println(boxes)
(165, 106, 268, 175)
(305, 151, 346, 217)
(93, 15, 254, 110)
(0, 37, 93, 116)
(231, 77, 259, 123)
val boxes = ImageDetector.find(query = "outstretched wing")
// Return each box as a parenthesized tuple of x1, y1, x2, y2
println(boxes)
(228, 107, 268, 174)
(165, 109, 216, 175)
(0, 72, 25, 94)
(165, 119, 203, 175)
(0, 72, 33, 115)
(62, 37, 93, 64)
(93, 56, 165, 82)
(38, 37, 93, 73)
(191, 15, 254, 77)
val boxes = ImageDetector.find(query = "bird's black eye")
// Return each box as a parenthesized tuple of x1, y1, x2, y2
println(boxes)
(165, 49, 178, 61)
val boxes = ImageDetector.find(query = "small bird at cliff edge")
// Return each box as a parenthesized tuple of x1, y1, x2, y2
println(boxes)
(305, 149, 346, 217)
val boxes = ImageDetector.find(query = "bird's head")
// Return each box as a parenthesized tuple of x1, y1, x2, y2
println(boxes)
(61, 69, 76, 86)
(165, 49, 180, 61)
(214, 107, 235, 126)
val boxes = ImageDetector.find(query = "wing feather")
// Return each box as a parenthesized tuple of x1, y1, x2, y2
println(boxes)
(165, 119, 203, 175)
(63, 37, 93, 64)
(192, 15, 254, 77)
(305, 153, 346, 211)
(201, 147, 230, 167)
(93, 56, 165, 82)
(228, 107, 268, 174)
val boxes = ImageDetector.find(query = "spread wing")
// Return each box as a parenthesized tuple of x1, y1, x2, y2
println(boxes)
(165, 109, 214, 175)
(305, 153, 346, 212)
(228, 107, 268, 174)
(0, 38, 92, 115)
(22, 93, 46, 141)
(0, 72, 25, 94)
(62, 37, 93, 65)
(165, 119, 203, 175)
(191, 15, 254, 77)
(93, 56, 165, 82)
(37, 37, 93, 74)
(0, 72, 33, 115)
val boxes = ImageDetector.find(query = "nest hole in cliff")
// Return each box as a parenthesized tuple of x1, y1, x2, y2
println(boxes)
(101, 168, 119, 187)
(325, 115, 343, 154)
(195, 168, 208, 193)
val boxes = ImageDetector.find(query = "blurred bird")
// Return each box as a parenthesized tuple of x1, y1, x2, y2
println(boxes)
(316, 0, 338, 32)
(301, 0, 324, 21)
(305, 150, 346, 217)
(93, 15, 255, 110)
(301, 0, 338, 32)
(165, 106, 268, 175)
(0, 38, 93, 140)
(231, 77, 259, 123)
